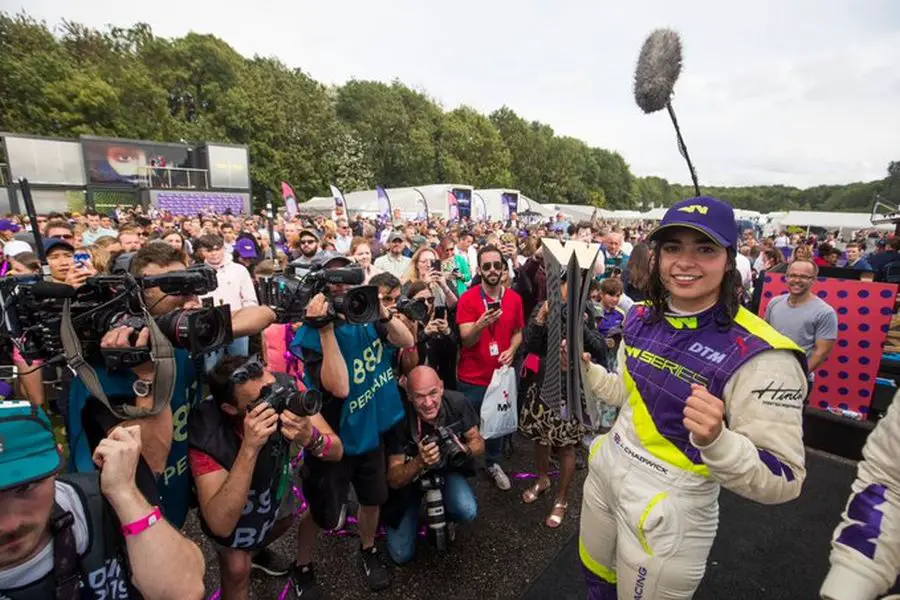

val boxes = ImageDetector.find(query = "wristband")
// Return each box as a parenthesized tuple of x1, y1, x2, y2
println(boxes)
(319, 434, 333, 458)
(305, 427, 325, 454)
(121, 506, 162, 537)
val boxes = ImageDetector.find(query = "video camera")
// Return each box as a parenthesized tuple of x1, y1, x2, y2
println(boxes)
(0, 264, 233, 368)
(256, 262, 381, 325)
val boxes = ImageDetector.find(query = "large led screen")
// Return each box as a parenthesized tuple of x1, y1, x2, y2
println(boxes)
(4, 136, 86, 186)
(207, 145, 250, 189)
(82, 138, 191, 186)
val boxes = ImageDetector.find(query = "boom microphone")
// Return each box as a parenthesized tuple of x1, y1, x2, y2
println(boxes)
(634, 29, 682, 114)
(633, 29, 701, 197)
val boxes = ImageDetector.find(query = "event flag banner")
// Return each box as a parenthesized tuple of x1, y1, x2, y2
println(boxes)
(282, 181, 298, 219)
(376, 186, 392, 221)
(447, 191, 459, 222)
(329, 184, 347, 220)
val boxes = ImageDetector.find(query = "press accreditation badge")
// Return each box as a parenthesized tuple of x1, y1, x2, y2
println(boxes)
(489, 342, 500, 357)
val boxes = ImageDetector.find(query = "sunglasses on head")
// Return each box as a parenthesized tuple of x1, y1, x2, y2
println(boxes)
(230, 354, 266, 385)
(481, 261, 504, 272)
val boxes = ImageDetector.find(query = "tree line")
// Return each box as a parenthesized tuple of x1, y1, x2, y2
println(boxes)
(1, 12, 897, 213)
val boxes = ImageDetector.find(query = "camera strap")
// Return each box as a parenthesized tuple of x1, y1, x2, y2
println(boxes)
(60, 299, 176, 420)
(50, 502, 81, 600)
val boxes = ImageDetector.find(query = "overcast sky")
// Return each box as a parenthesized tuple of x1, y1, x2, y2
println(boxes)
(10, 0, 900, 188)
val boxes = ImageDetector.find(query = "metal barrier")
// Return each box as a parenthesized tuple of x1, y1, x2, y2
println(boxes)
(136, 165, 209, 189)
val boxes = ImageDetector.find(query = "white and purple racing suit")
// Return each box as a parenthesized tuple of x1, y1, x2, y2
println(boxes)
(579, 303, 808, 599)
(821, 390, 900, 600)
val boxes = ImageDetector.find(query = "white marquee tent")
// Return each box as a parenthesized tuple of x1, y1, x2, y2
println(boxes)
(776, 211, 892, 232)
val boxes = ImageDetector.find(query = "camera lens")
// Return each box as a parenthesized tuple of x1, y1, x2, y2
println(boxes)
(333, 285, 380, 324)
(154, 307, 227, 350)
(290, 388, 322, 416)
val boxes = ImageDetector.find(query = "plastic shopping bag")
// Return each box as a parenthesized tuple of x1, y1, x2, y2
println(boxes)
(480, 366, 518, 440)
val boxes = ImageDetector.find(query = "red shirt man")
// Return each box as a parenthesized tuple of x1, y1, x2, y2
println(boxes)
(455, 245, 524, 490)
(457, 252, 525, 386)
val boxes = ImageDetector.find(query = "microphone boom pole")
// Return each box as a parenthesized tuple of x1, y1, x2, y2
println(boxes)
(666, 102, 701, 197)
(19, 178, 50, 277)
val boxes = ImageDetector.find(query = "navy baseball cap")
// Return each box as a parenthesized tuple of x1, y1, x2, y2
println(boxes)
(0, 401, 63, 491)
(43, 237, 75, 254)
(648, 196, 738, 248)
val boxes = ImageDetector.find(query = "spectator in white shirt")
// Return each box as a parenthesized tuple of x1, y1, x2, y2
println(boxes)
(455, 233, 478, 275)
(335, 218, 353, 254)
(196, 233, 258, 368)
(374, 232, 411, 278)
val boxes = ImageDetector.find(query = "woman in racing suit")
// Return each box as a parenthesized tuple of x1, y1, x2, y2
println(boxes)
(578, 196, 808, 600)
(820, 388, 900, 600)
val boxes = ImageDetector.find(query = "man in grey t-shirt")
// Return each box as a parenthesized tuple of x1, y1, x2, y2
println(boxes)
(764, 259, 838, 377)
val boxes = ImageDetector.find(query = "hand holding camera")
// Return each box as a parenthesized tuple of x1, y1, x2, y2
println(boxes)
(243, 403, 279, 452)
(280, 410, 313, 445)
(418, 439, 442, 468)
(101, 325, 154, 382)
(92, 425, 142, 503)
(305, 293, 330, 321)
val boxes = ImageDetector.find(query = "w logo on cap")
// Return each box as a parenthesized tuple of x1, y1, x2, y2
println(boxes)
(677, 204, 709, 215)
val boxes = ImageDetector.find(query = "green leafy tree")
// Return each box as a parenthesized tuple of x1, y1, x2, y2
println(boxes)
(438, 106, 512, 187)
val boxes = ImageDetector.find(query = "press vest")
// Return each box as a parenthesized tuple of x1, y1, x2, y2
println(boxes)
(621, 303, 804, 476)
(66, 349, 202, 528)
(293, 321, 403, 456)
(3, 474, 139, 600)
(187, 397, 288, 550)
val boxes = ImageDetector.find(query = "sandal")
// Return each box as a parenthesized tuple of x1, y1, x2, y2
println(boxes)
(521, 479, 551, 504)
(546, 501, 568, 528)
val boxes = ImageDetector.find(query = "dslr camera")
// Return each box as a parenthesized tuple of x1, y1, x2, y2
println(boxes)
(420, 423, 468, 470)
(252, 372, 323, 417)
(256, 262, 380, 325)
(0, 265, 233, 369)
(394, 297, 430, 324)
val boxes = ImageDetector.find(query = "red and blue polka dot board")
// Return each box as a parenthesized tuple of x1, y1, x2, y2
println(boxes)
(758, 275, 898, 420)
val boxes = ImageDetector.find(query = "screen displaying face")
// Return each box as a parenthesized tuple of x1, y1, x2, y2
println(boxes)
(453, 188, 472, 219)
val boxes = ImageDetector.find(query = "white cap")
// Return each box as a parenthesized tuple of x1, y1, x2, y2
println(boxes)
(3, 240, 33, 258)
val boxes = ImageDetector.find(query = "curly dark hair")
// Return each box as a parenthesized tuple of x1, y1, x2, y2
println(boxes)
(645, 242, 742, 330)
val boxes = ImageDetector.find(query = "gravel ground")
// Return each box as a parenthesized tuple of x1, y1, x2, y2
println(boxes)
(187, 434, 586, 600)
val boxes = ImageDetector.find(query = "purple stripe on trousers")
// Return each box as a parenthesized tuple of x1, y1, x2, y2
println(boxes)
(757, 449, 796, 482)
(582, 564, 618, 600)
(836, 483, 887, 560)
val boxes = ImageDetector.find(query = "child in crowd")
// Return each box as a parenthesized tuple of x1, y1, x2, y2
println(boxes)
(594, 277, 626, 430)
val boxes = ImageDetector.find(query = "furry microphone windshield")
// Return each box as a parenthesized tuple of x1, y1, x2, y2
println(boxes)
(634, 28, 683, 114)
(633, 28, 700, 196)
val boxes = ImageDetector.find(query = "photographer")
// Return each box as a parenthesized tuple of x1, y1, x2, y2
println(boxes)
(67, 243, 277, 530)
(371, 272, 420, 377)
(383, 366, 483, 565)
(188, 356, 342, 600)
(0, 401, 205, 600)
(291, 251, 414, 595)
